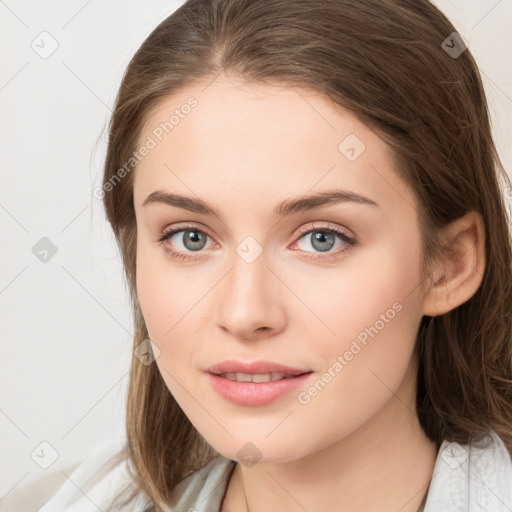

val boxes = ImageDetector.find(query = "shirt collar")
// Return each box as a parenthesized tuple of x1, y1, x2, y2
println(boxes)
(424, 429, 512, 511)
(163, 429, 512, 511)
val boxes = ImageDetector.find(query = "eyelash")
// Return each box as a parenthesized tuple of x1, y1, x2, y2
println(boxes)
(156, 222, 357, 262)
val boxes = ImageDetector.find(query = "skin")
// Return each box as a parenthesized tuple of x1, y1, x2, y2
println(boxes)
(133, 72, 486, 512)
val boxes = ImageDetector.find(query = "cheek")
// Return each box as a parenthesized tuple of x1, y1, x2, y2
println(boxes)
(135, 243, 213, 376)
(287, 228, 423, 349)
(292, 235, 423, 434)
(136, 248, 168, 339)
(135, 250, 204, 406)
(295, 294, 419, 449)
(135, 241, 199, 339)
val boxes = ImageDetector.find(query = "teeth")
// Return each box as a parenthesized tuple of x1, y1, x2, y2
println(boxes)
(220, 372, 293, 382)
(251, 373, 287, 383)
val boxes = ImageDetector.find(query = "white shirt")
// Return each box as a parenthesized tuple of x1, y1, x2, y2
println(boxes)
(38, 429, 512, 511)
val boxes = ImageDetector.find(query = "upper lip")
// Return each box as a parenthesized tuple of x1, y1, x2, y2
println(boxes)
(207, 360, 311, 376)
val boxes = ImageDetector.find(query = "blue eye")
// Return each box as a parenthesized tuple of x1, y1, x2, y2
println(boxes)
(291, 225, 356, 261)
(296, 228, 353, 253)
(157, 227, 213, 261)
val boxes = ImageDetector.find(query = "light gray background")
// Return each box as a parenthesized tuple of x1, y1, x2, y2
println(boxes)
(1, 1, 511, 510)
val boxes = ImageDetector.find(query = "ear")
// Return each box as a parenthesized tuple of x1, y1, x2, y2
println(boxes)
(422, 210, 486, 317)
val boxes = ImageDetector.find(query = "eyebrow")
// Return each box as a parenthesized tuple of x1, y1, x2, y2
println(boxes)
(142, 188, 379, 220)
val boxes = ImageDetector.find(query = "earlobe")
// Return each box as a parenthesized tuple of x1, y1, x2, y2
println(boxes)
(422, 211, 486, 317)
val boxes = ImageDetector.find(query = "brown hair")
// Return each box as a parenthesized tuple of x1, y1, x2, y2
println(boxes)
(100, 0, 512, 508)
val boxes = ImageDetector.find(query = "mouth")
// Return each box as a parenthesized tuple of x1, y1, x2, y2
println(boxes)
(213, 371, 310, 383)
(206, 361, 314, 406)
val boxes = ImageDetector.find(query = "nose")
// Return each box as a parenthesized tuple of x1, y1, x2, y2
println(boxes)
(214, 247, 287, 341)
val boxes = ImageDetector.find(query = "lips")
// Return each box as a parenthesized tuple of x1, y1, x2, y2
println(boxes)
(205, 360, 313, 406)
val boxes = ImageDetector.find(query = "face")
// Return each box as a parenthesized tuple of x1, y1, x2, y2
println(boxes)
(133, 73, 427, 464)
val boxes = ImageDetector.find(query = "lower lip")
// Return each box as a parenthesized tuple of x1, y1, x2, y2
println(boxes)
(207, 372, 313, 406)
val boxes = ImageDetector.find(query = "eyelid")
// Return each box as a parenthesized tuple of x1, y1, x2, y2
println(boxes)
(159, 222, 217, 242)
(294, 221, 355, 241)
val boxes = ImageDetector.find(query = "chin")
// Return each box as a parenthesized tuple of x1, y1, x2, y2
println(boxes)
(202, 432, 309, 465)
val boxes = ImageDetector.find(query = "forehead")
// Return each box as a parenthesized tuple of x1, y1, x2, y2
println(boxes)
(133, 74, 414, 217)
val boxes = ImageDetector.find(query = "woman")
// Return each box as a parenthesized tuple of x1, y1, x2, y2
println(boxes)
(39, 0, 512, 510)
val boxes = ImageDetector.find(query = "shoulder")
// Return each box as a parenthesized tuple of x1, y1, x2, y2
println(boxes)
(37, 436, 149, 512)
(424, 429, 512, 511)
(37, 438, 236, 512)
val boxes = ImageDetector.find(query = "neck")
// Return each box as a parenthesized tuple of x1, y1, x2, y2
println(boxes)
(221, 364, 438, 512)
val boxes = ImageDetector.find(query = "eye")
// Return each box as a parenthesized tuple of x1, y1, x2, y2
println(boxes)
(157, 222, 357, 262)
(157, 223, 215, 261)
(291, 222, 357, 261)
